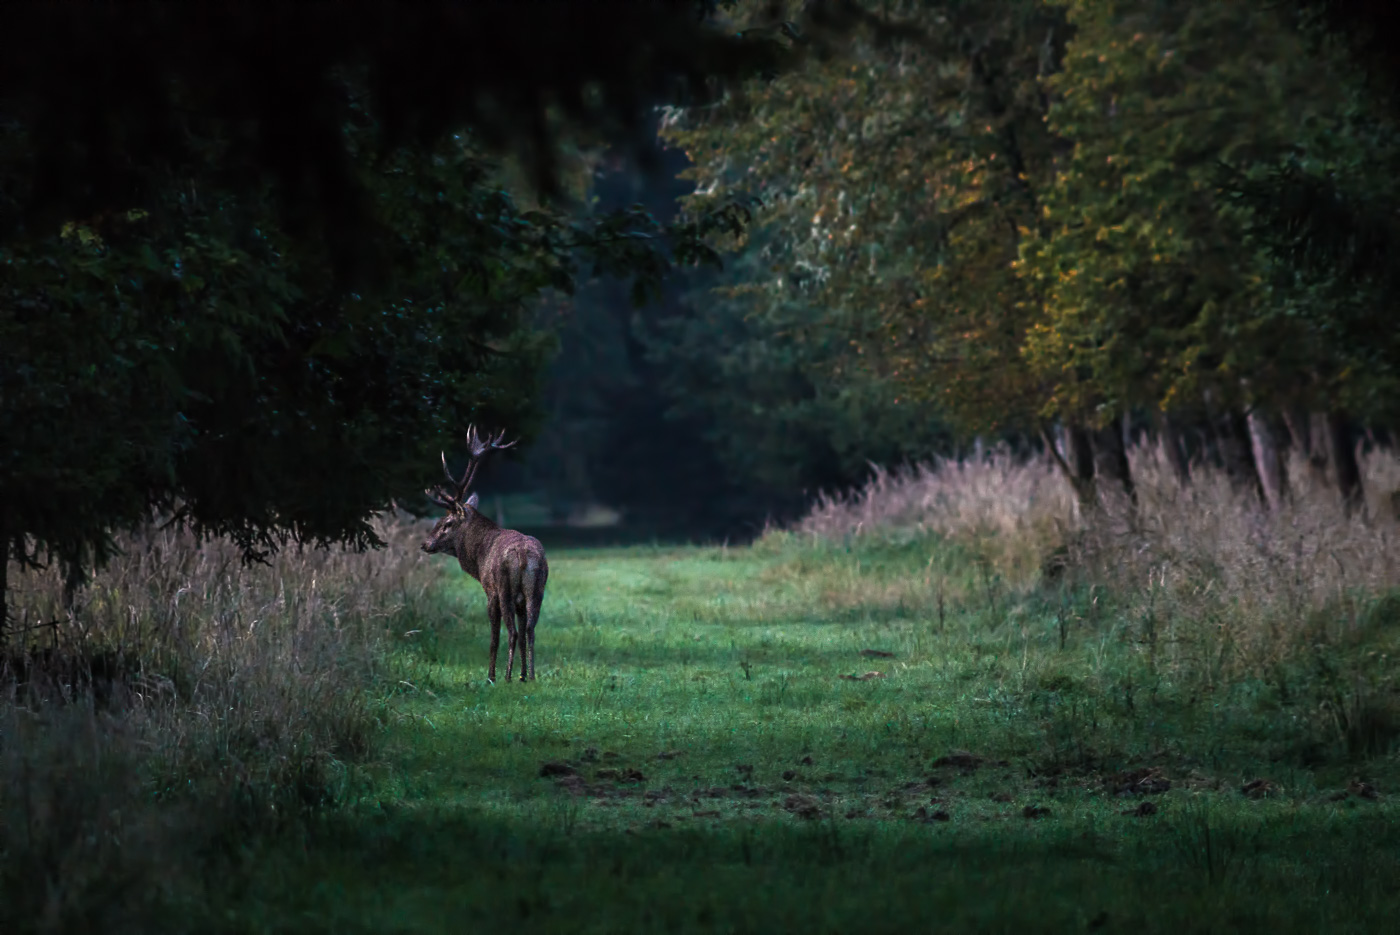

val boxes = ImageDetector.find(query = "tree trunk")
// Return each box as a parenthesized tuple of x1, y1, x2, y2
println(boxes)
(1213, 408, 1266, 503)
(1068, 422, 1095, 490)
(1042, 422, 1097, 510)
(1092, 417, 1136, 503)
(61, 545, 86, 615)
(1326, 410, 1364, 513)
(1282, 406, 1310, 458)
(0, 496, 8, 646)
(1157, 411, 1192, 486)
(1302, 411, 1332, 490)
(1068, 422, 1098, 510)
(1247, 408, 1290, 510)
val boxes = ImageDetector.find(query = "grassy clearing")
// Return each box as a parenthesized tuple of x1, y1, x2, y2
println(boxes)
(7, 447, 1400, 932)
(233, 525, 1400, 932)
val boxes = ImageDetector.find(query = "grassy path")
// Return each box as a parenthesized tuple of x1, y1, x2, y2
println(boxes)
(237, 544, 1400, 933)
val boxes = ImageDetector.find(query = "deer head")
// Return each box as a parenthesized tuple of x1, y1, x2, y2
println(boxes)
(421, 425, 517, 554)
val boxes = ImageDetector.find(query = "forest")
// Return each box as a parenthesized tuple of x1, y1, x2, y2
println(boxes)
(3, 1, 1400, 932)
(512, 0, 1400, 541)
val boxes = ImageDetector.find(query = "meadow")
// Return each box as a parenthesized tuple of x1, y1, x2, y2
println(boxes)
(5, 446, 1400, 932)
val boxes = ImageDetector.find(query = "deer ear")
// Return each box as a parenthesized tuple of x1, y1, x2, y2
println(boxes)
(465, 492, 480, 510)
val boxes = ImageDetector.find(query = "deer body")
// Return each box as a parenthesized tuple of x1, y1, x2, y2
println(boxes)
(422, 428, 548, 683)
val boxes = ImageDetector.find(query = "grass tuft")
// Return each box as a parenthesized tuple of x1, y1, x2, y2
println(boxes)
(1, 513, 443, 933)
(778, 443, 1400, 691)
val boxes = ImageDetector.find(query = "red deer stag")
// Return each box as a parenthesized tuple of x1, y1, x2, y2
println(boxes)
(422, 426, 548, 683)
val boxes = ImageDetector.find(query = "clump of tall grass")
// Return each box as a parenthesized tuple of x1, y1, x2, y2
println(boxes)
(783, 450, 1076, 584)
(1072, 445, 1400, 686)
(1, 513, 438, 933)
(781, 442, 1400, 697)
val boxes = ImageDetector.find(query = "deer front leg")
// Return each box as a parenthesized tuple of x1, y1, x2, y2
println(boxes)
(487, 597, 502, 684)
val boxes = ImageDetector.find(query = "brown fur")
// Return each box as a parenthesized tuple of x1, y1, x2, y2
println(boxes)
(422, 493, 548, 682)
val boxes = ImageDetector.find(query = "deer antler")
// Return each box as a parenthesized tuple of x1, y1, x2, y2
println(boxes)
(428, 424, 518, 512)
(428, 451, 471, 513)
(442, 451, 461, 487)
(425, 486, 461, 511)
(458, 423, 517, 492)
(464, 424, 517, 459)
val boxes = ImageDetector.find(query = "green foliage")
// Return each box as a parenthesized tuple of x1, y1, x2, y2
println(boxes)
(1220, 98, 1400, 421)
(503, 147, 782, 538)
(0, 99, 745, 615)
(664, 0, 1069, 436)
(662, 0, 1400, 457)
(648, 227, 955, 492)
(0, 127, 555, 576)
(0, 0, 812, 604)
(0, 0, 838, 612)
(1020, 0, 1370, 420)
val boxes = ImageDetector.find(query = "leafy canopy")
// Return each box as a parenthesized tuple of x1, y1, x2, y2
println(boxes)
(0, 0, 815, 616)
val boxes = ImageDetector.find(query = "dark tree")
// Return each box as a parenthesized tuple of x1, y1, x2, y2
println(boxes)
(0, 2, 799, 271)
(0, 0, 830, 630)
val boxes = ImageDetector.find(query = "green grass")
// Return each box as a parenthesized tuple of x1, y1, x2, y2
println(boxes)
(226, 540, 1400, 933)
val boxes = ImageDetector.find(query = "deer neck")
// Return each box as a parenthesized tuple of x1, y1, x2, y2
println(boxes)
(451, 511, 503, 581)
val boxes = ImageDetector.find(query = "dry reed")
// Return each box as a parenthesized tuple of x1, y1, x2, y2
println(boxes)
(1, 512, 439, 933)
(791, 449, 1075, 583)
(784, 443, 1400, 688)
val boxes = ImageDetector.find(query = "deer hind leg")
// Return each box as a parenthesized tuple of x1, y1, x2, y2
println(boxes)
(526, 622, 536, 682)
(487, 596, 502, 684)
(524, 593, 540, 681)
(502, 597, 520, 683)
(515, 595, 531, 681)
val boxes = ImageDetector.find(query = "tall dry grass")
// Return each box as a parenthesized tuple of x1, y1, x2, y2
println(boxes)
(785, 443, 1400, 691)
(1, 513, 438, 933)
(792, 450, 1076, 583)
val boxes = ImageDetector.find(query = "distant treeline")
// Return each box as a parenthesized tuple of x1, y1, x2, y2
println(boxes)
(507, 0, 1400, 534)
